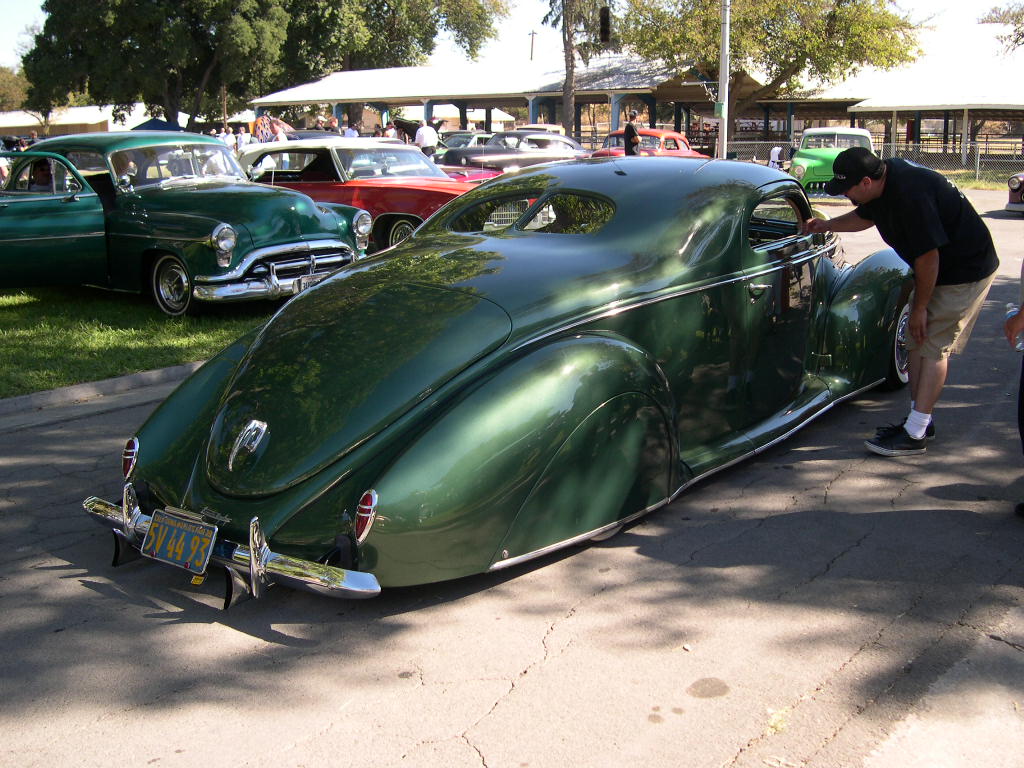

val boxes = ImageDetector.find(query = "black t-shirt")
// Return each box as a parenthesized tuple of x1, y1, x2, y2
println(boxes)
(623, 121, 639, 156)
(855, 159, 997, 285)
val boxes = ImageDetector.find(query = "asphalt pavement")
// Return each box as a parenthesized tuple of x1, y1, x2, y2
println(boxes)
(0, 190, 1022, 768)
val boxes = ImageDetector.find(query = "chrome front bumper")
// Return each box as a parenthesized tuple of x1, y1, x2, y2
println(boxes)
(193, 240, 356, 303)
(83, 485, 380, 607)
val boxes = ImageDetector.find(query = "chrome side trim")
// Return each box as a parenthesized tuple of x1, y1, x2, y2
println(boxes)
(1, 231, 105, 243)
(488, 498, 670, 572)
(490, 377, 883, 573)
(668, 378, 883, 503)
(82, 489, 381, 602)
(195, 239, 354, 282)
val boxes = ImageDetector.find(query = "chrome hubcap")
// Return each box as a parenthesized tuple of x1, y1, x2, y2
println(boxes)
(157, 262, 189, 311)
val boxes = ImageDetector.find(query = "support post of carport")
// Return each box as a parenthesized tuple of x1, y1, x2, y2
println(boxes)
(484, 108, 493, 132)
(637, 94, 656, 127)
(786, 103, 795, 144)
(528, 97, 541, 125)
(674, 103, 683, 133)
(609, 94, 626, 131)
(371, 103, 390, 129)
(763, 105, 770, 136)
(962, 107, 970, 166)
(574, 103, 583, 140)
(424, 100, 436, 125)
(452, 101, 469, 130)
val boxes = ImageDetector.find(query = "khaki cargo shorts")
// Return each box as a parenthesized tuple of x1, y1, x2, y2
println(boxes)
(906, 271, 996, 359)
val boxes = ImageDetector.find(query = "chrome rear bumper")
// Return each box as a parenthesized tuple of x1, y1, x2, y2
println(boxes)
(83, 485, 380, 607)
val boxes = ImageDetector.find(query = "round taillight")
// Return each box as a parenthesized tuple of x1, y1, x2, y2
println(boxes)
(122, 437, 139, 479)
(355, 490, 378, 543)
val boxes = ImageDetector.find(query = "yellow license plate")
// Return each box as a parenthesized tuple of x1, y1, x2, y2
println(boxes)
(141, 509, 218, 575)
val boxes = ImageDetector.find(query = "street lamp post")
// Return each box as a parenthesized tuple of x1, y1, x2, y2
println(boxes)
(716, 0, 730, 159)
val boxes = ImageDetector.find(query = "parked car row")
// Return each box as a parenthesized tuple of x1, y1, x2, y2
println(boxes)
(5, 125, 1016, 322)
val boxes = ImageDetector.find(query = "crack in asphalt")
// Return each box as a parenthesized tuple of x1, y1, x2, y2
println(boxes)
(774, 527, 876, 602)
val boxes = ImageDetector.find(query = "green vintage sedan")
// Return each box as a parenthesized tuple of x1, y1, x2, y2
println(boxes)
(1, 132, 372, 315)
(83, 156, 912, 607)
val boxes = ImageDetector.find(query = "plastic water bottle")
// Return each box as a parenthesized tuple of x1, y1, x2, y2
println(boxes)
(1006, 304, 1024, 351)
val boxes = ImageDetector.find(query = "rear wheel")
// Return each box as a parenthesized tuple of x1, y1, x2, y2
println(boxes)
(151, 254, 193, 317)
(884, 300, 911, 389)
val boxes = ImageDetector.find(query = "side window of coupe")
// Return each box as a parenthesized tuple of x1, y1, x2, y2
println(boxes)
(519, 194, 615, 234)
(663, 138, 679, 150)
(449, 193, 543, 233)
(748, 197, 803, 249)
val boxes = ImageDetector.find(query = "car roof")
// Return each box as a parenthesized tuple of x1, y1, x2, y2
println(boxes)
(800, 127, 872, 137)
(32, 130, 224, 153)
(240, 137, 417, 155)
(607, 128, 683, 137)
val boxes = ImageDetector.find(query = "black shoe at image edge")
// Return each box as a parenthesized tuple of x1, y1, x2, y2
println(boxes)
(865, 427, 927, 457)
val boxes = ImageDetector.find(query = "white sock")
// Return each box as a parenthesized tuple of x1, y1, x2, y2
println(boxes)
(905, 409, 931, 440)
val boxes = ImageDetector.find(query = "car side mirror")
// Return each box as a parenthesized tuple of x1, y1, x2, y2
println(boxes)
(118, 175, 133, 191)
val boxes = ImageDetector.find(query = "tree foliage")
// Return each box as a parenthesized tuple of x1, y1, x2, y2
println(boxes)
(982, 2, 1024, 50)
(22, 0, 508, 129)
(618, 0, 918, 122)
(0, 67, 29, 111)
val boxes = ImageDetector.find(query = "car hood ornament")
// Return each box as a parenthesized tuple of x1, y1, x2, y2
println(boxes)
(228, 419, 268, 471)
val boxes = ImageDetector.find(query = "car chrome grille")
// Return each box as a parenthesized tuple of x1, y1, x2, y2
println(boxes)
(248, 245, 353, 280)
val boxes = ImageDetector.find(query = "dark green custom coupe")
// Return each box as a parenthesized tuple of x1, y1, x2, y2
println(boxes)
(83, 156, 912, 607)
(1, 132, 372, 315)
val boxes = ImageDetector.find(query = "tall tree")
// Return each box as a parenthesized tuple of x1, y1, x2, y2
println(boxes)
(544, 0, 613, 137)
(23, 0, 508, 129)
(0, 67, 29, 111)
(982, 2, 1024, 50)
(618, 0, 917, 130)
(24, 0, 291, 129)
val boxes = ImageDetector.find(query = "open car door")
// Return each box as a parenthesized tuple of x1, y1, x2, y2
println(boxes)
(0, 151, 107, 288)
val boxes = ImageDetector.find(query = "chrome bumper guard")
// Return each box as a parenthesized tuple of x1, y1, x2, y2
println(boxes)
(82, 485, 380, 608)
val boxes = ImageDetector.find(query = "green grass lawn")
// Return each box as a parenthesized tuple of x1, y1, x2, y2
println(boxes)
(0, 286, 274, 399)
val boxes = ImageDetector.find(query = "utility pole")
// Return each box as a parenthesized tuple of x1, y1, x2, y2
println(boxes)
(529, 30, 537, 61)
(716, 0, 730, 159)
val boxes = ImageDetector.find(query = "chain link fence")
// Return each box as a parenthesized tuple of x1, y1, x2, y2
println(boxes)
(727, 139, 1024, 184)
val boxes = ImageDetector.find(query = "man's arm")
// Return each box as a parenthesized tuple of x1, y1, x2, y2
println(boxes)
(802, 210, 875, 235)
(908, 249, 939, 345)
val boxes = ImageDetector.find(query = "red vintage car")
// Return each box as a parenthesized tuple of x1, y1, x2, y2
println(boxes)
(591, 128, 708, 158)
(239, 138, 487, 250)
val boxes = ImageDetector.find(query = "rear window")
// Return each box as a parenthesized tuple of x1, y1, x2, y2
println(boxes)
(448, 192, 614, 235)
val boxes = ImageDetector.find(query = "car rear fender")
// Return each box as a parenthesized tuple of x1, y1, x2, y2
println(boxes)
(820, 247, 911, 395)
(131, 331, 259, 506)
(360, 332, 676, 587)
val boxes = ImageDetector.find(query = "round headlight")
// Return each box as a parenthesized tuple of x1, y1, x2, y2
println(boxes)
(354, 210, 373, 237)
(791, 164, 806, 180)
(211, 223, 237, 252)
(1010, 176, 1022, 191)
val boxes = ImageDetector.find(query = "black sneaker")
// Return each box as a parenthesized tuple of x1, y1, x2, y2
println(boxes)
(865, 426, 926, 456)
(874, 418, 935, 441)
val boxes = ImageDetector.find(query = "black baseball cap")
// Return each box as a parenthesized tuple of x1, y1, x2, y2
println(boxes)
(824, 146, 884, 195)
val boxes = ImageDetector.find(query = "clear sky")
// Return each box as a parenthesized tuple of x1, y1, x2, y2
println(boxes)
(0, 0, 996, 74)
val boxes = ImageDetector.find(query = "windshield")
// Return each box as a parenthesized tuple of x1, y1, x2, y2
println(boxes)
(445, 134, 473, 148)
(109, 143, 245, 187)
(603, 134, 660, 150)
(336, 147, 448, 179)
(801, 133, 872, 150)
